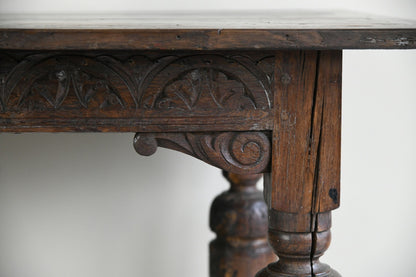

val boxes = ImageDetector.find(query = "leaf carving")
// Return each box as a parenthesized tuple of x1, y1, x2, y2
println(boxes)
(55, 70, 70, 108)
(1, 55, 133, 112)
(140, 55, 273, 111)
(154, 68, 256, 111)
(0, 52, 274, 114)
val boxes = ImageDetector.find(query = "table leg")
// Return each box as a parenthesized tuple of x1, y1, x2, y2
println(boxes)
(134, 49, 343, 277)
(209, 171, 275, 277)
(256, 50, 342, 277)
(256, 204, 340, 276)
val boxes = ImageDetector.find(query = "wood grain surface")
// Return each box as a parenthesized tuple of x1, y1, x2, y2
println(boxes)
(267, 50, 341, 214)
(257, 50, 342, 277)
(0, 11, 415, 50)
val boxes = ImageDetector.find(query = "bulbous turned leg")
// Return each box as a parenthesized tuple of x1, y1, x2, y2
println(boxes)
(209, 171, 275, 277)
(255, 212, 340, 277)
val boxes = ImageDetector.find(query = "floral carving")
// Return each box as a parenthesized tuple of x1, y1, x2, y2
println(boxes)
(139, 55, 273, 111)
(0, 53, 274, 113)
(154, 68, 256, 111)
(1, 55, 137, 112)
(19, 67, 125, 111)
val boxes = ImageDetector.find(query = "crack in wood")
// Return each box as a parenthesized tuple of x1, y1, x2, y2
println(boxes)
(309, 52, 323, 277)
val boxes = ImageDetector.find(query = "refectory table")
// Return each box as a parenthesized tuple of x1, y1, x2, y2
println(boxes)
(0, 11, 415, 277)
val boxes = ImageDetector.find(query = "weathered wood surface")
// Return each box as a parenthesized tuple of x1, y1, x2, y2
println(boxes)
(0, 12, 411, 276)
(0, 51, 274, 132)
(266, 50, 341, 214)
(2, 11, 415, 29)
(209, 172, 275, 277)
(258, 50, 342, 277)
(0, 11, 415, 50)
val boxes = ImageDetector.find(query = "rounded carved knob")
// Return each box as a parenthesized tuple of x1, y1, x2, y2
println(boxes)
(133, 133, 157, 156)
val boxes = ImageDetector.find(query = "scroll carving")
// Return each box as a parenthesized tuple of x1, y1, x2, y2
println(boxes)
(133, 132, 271, 174)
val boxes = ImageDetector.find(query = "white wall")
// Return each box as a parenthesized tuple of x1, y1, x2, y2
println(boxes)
(0, 1, 415, 277)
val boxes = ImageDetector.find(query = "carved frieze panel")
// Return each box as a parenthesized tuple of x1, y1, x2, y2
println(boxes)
(0, 51, 275, 131)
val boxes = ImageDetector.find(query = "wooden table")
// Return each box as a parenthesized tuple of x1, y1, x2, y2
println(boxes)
(0, 11, 415, 277)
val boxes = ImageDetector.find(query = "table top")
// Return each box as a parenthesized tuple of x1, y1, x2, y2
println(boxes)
(0, 11, 415, 50)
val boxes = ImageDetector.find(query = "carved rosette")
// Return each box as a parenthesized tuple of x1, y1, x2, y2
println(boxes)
(133, 132, 271, 174)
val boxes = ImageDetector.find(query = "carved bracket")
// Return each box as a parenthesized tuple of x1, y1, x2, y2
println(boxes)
(133, 132, 271, 174)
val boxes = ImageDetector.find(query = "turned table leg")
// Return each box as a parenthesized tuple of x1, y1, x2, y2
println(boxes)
(256, 207, 340, 277)
(209, 171, 275, 277)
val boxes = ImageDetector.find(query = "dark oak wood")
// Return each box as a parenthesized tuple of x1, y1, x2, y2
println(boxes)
(256, 218, 340, 277)
(0, 11, 415, 50)
(266, 50, 341, 214)
(0, 11, 415, 277)
(133, 132, 271, 174)
(0, 51, 274, 132)
(209, 171, 275, 277)
(259, 50, 342, 277)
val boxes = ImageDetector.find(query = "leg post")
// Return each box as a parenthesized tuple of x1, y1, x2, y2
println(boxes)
(209, 171, 275, 277)
(257, 50, 343, 276)
(256, 210, 340, 277)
